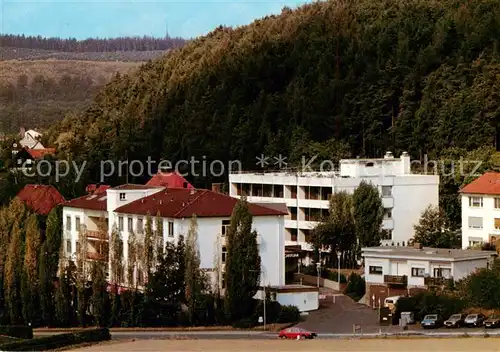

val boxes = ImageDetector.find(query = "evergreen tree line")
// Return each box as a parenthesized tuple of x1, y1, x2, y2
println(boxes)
(0, 35, 186, 52)
(44, 0, 500, 192)
(0, 196, 297, 327)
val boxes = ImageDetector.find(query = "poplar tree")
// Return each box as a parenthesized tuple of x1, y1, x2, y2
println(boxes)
(75, 226, 89, 326)
(22, 213, 41, 325)
(143, 214, 154, 280)
(4, 220, 24, 324)
(39, 207, 62, 326)
(91, 260, 107, 326)
(225, 198, 261, 322)
(184, 215, 205, 325)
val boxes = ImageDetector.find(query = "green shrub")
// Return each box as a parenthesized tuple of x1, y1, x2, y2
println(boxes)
(0, 328, 110, 351)
(344, 273, 365, 301)
(231, 317, 256, 329)
(0, 325, 33, 339)
(395, 292, 466, 321)
(277, 305, 300, 323)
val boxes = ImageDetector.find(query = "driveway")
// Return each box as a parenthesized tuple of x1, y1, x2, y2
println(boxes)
(296, 291, 388, 334)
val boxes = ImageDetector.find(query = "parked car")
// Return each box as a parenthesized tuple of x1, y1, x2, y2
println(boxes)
(484, 314, 500, 328)
(444, 314, 466, 328)
(421, 314, 443, 329)
(464, 313, 486, 327)
(278, 327, 317, 339)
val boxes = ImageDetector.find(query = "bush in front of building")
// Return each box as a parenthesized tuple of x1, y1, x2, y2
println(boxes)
(395, 292, 466, 322)
(0, 328, 110, 351)
(300, 264, 347, 283)
(0, 325, 33, 339)
(344, 273, 365, 301)
(277, 305, 300, 323)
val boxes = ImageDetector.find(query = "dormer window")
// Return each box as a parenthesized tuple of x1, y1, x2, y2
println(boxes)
(120, 193, 126, 201)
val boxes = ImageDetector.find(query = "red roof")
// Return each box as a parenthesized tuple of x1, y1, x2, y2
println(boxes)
(459, 172, 500, 195)
(114, 188, 287, 218)
(146, 171, 194, 189)
(111, 184, 163, 190)
(63, 192, 108, 211)
(16, 184, 65, 215)
(26, 148, 56, 159)
(86, 184, 110, 195)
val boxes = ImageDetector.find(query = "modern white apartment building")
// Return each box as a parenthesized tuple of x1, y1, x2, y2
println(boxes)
(229, 152, 439, 260)
(460, 172, 500, 249)
(362, 245, 496, 307)
(61, 174, 287, 290)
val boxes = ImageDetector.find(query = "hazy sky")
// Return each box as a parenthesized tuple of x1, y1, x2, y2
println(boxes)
(0, 0, 313, 39)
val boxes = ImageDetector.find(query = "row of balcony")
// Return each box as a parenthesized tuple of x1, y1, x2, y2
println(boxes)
(383, 275, 453, 286)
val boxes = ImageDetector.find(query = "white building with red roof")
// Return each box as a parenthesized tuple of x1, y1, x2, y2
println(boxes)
(61, 183, 287, 290)
(459, 172, 500, 248)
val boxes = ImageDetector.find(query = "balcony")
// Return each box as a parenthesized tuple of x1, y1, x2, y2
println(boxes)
(86, 252, 106, 261)
(384, 275, 407, 285)
(425, 277, 453, 287)
(86, 230, 108, 241)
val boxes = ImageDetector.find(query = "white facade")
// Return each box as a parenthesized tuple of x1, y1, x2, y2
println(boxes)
(61, 186, 286, 289)
(460, 193, 500, 249)
(229, 152, 439, 253)
(362, 246, 495, 288)
(19, 130, 44, 149)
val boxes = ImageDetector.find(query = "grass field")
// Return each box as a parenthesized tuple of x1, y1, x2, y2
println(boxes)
(70, 337, 500, 352)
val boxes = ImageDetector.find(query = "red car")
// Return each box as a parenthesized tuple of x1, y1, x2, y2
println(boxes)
(278, 327, 317, 339)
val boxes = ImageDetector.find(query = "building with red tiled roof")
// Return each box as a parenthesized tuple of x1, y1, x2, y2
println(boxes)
(26, 148, 56, 159)
(61, 183, 287, 291)
(460, 172, 500, 249)
(146, 171, 194, 189)
(86, 184, 111, 195)
(114, 188, 286, 218)
(16, 184, 65, 216)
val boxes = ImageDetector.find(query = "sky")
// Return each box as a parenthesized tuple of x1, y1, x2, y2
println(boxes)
(0, 0, 313, 39)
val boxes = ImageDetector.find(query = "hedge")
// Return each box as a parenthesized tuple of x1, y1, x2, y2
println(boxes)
(0, 328, 110, 351)
(0, 326, 33, 339)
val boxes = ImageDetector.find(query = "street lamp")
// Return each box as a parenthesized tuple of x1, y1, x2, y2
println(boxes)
(316, 262, 321, 288)
(337, 251, 341, 285)
(251, 268, 266, 330)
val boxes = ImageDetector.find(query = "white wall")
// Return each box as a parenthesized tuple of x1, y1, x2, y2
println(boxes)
(276, 291, 319, 312)
(461, 194, 500, 248)
(453, 258, 489, 280)
(106, 188, 164, 212)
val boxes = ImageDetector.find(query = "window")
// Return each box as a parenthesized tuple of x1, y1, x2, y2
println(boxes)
(468, 216, 483, 229)
(120, 193, 126, 201)
(369, 266, 383, 275)
(411, 268, 425, 277)
(118, 217, 124, 231)
(221, 220, 230, 237)
(272, 185, 284, 198)
(290, 229, 298, 242)
(128, 217, 133, 232)
(76, 241, 80, 254)
(384, 208, 392, 219)
(222, 273, 226, 289)
(434, 268, 451, 278)
(290, 186, 297, 199)
(66, 216, 71, 231)
(382, 186, 392, 197)
(222, 246, 227, 263)
(75, 217, 80, 231)
(66, 240, 71, 253)
(469, 196, 483, 208)
(495, 198, 500, 209)
(168, 221, 174, 237)
(289, 207, 297, 221)
(137, 218, 144, 234)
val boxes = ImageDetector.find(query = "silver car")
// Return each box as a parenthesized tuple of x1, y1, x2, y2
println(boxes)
(464, 313, 485, 327)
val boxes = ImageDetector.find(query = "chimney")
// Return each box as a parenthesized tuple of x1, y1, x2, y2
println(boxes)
(20, 127, 25, 138)
(190, 189, 196, 195)
(413, 242, 423, 250)
(212, 183, 222, 193)
(384, 151, 394, 159)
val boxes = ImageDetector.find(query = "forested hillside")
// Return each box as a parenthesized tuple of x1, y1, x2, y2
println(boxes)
(0, 35, 187, 133)
(48, 0, 500, 186)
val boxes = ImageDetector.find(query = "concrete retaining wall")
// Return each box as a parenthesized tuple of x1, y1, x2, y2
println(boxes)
(294, 273, 346, 292)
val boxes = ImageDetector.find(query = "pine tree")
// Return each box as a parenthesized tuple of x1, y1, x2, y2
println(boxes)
(91, 260, 107, 327)
(353, 181, 384, 252)
(39, 207, 62, 326)
(225, 198, 261, 322)
(22, 213, 41, 325)
(55, 263, 74, 327)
